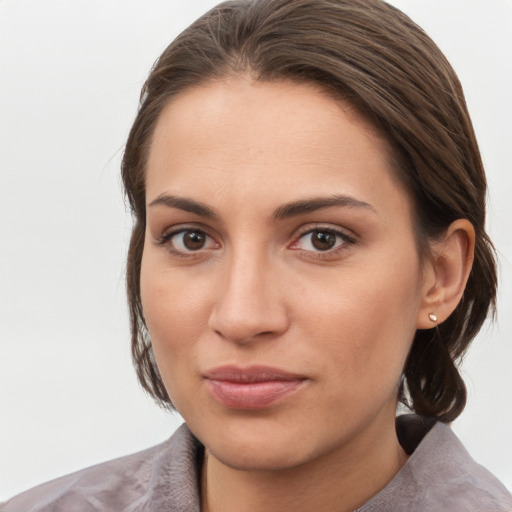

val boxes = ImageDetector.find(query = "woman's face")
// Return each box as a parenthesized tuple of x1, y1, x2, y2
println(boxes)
(141, 78, 430, 471)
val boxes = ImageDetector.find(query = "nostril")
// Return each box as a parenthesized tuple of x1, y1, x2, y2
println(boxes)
(207, 273, 290, 344)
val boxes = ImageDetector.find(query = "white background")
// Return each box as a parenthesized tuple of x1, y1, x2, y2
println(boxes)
(0, 0, 511, 501)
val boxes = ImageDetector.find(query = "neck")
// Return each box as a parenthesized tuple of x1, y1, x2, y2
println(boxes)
(201, 412, 408, 512)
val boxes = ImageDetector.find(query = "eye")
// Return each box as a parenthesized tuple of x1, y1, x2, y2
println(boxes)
(161, 228, 218, 254)
(293, 228, 354, 252)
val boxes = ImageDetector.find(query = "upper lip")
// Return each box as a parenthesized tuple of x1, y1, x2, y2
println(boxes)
(203, 365, 306, 383)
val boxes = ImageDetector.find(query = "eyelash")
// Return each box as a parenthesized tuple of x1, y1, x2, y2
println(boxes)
(155, 226, 218, 257)
(290, 226, 356, 258)
(154, 225, 356, 259)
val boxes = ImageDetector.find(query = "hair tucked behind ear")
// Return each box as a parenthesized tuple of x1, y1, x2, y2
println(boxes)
(122, 0, 497, 419)
(400, 234, 496, 422)
(403, 330, 468, 422)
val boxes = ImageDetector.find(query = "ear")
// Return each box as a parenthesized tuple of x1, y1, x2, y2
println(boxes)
(417, 219, 475, 329)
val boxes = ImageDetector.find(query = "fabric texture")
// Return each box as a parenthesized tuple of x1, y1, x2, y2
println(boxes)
(2, 416, 511, 511)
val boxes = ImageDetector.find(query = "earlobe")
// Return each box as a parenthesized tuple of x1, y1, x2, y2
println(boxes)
(417, 219, 475, 330)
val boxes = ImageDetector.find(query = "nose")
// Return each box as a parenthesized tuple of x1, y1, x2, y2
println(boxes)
(208, 251, 290, 345)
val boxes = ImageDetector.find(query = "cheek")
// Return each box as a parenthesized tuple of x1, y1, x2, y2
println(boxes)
(139, 251, 210, 398)
(298, 254, 422, 392)
(140, 246, 209, 338)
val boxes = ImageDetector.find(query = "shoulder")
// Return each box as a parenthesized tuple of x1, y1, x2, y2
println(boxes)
(0, 424, 203, 512)
(407, 421, 512, 511)
(360, 416, 512, 511)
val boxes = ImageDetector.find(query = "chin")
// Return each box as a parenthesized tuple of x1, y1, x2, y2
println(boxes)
(209, 441, 311, 472)
(195, 414, 322, 472)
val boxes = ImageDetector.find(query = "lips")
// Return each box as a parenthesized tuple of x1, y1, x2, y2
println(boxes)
(203, 365, 307, 409)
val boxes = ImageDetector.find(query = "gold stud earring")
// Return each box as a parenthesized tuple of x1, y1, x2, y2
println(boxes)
(428, 313, 438, 323)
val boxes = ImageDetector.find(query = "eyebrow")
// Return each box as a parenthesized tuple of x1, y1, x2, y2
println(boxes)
(148, 194, 217, 218)
(147, 193, 375, 220)
(272, 195, 376, 220)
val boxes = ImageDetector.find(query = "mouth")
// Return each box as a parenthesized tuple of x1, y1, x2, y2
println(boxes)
(203, 365, 307, 409)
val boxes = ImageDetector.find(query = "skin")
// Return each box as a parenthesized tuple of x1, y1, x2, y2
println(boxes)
(140, 77, 474, 512)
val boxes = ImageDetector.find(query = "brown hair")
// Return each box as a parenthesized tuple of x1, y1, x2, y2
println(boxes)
(122, 0, 497, 422)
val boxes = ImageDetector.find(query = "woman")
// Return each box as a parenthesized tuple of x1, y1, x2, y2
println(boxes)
(3, 0, 511, 510)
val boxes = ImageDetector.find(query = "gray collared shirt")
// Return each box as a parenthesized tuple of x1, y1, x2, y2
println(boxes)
(2, 416, 511, 511)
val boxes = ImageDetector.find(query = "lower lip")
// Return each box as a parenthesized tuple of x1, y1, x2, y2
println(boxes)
(205, 379, 305, 409)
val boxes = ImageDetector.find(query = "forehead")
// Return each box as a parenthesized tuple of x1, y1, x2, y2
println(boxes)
(150, 77, 389, 156)
(145, 77, 410, 220)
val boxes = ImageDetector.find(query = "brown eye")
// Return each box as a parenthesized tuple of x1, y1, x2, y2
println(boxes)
(294, 228, 352, 253)
(182, 231, 206, 250)
(310, 231, 337, 251)
(167, 229, 217, 253)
